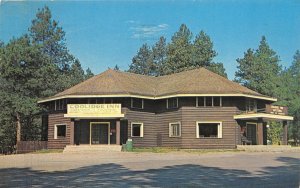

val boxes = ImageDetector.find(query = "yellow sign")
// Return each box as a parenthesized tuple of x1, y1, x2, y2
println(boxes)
(64, 104, 124, 118)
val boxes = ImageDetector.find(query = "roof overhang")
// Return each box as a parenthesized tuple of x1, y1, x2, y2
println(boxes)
(233, 113, 294, 121)
(38, 93, 277, 103)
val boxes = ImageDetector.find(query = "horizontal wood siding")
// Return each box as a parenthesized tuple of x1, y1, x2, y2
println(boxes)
(181, 107, 239, 149)
(48, 113, 71, 149)
(124, 108, 157, 147)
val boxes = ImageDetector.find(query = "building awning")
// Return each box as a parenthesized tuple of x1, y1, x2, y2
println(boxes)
(233, 113, 294, 121)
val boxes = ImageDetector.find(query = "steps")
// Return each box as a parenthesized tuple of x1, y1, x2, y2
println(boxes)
(63, 145, 122, 153)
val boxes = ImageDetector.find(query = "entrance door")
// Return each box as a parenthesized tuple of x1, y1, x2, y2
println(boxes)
(246, 123, 257, 145)
(90, 122, 110, 145)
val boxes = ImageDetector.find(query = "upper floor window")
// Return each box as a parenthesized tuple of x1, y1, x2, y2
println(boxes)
(197, 97, 222, 107)
(55, 99, 67, 111)
(246, 98, 257, 112)
(167, 98, 178, 109)
(131, 98, 144, 109)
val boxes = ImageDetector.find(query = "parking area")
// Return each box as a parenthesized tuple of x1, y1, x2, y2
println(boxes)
(0, 151, 299, 187)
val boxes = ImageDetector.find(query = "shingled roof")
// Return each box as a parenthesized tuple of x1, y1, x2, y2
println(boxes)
(38, 68, 276, 103)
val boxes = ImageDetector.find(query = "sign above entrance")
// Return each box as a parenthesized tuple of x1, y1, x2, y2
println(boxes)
(64, 104, 124, 118)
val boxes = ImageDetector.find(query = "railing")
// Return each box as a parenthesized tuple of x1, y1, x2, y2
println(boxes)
(239, 105, 288, 115)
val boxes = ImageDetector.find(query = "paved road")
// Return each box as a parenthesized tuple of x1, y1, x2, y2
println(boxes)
(0, 151, 299, 187)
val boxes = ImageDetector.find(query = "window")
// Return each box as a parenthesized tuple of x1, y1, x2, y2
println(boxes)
(131, 122, 143, 137)
(167, 98, 178, 109)
(131, 98, 144, 109)
(246, 98, 257, 112)
(169, 122, 181, 137)
(196, 122, 222, 138)
(55, 99, 67, 110)
(196, 97, 222, 107)
(54, 124, 66, 139)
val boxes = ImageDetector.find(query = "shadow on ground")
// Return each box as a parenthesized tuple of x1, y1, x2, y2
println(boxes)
(0, 157, 299, 187)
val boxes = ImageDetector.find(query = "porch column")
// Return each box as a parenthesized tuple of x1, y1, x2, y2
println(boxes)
(257, 118, 264, 145)
(70, 120, 74, 145)
(116, 120, 120, 145)
(282, 121, 288, 145)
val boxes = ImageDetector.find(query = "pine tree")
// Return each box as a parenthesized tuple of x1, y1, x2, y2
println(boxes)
(128, 44, 155, 75)
(114, 64, 120, 71)
(165, 24, 193, 74)
(192, 30, 217, 67)
(153, 36, 167, 76)
(235, 36, 281, 96)
(85, 68, 94, 79)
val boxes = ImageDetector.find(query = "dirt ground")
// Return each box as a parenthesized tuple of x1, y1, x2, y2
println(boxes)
(0, 151, 299, 187)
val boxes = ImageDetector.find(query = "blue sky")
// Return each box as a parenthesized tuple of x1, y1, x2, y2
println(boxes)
(0, 0, 299, 80)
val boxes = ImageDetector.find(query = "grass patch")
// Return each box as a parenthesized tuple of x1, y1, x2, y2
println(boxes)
(132, 147, 180, 153)
(132, 147, 241, 154)
(183, 149, 241, 154)
(29, 149, 63, 154)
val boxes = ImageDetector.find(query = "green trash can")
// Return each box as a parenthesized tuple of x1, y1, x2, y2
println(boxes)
(126, 139, 133, 152)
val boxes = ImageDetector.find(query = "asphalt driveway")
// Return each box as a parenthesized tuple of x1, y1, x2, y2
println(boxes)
(0, 151, 299, 187)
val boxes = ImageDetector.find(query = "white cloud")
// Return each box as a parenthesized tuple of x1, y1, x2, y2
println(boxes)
(129, 22, 169, 39)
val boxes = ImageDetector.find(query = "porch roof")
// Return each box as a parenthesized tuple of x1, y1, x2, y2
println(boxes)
(233, 113, 294, 121)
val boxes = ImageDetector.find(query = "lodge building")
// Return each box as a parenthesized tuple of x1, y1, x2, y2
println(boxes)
(38, 68, 294, 149)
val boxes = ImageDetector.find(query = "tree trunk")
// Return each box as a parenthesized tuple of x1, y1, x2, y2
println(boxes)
(16, 113, 21, 142)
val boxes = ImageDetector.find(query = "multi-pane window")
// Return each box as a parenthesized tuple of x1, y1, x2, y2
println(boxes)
(131, 123, 143, 137)
(196, 122, 222, 138)
(54, 124, 66, 139)
(55, 99, 67, 110)
(131, 98, 144, 109)
(197, 97, 222, 107)
(169, 122, 181, 137)
(246, 98, 257, 112)
(167, 98, 178, 109)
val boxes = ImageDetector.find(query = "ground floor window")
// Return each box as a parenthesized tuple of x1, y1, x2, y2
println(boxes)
(54, 124, 66, 139)
(196, 122, 222, 138)
(169, 122, 181, 137)
(131, 122, 143, 137)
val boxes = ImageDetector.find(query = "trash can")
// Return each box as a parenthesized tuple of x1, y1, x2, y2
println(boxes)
(126, 139, 133, 151)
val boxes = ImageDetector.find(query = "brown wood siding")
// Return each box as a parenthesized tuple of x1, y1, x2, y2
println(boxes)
(180, 106, 239, 149)
(48, 113, 71, 149)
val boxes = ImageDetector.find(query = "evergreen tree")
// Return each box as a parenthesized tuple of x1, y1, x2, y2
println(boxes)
(165, 24, 193, 74)
(29, 6, 74, 70)
(67, 59, 85, 87)
(152, 36, 167, 76)
(128, 43, 155, 75)
(114, 64, 120, 71)
(235, 36, 281, 96)
(128, 24, 227, 77)
(192, 30, 217, 67)
(85, 68, 94, 79)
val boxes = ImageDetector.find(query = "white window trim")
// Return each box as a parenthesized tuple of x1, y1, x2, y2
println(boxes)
(196, 121, 222, 138)
(196, 97, 222, 107)
(169, 122, 181, 137)
(166, 98, 178, 109)
(131, 122, 144, 137)
(54, 124, 67, 139)
(131, 98, 144, 109)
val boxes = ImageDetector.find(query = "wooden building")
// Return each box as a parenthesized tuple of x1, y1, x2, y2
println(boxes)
(38, 68, 293, 149)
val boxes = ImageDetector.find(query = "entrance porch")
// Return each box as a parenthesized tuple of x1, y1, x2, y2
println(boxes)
(72, 119, 128, 146)
(234, 105, 294, 145)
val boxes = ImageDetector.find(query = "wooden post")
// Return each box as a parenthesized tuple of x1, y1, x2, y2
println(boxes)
(282, 121, 288, 145)
(70, 120, 75, 145)
(257, 118, 264, 145)
(116, 120, 120, 145)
